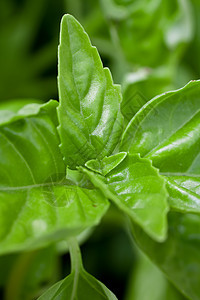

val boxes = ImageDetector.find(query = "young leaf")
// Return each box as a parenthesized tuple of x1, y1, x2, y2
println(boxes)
(0, 101, 109, 254)
(57, 14, 123, 169)
(81, 154, 169, 242)
(121, 80, 200, 213)
(85, 152, 127, 176)
(131, 212, 200, 300)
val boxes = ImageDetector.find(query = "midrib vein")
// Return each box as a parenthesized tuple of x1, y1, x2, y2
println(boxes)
(0, 181, 69, 192)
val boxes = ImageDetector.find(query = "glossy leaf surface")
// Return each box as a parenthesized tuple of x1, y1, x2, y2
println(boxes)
(121, 80, 200, 213)
(81, 154, 169, 241)
(57, 14, 123, 168)
(85, 152, 127, 176)
(0, 101, 109, 254)
(132, 212, 200, 300)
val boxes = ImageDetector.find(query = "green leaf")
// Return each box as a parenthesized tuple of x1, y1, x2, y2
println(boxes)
(85, 152, 127, 176)
(0, 101, 109, 254)
(37, 269, 117, 300)
(38, 238, 117, 300)
(0, 100, 63, 187)
(131, 212, 200, 300)
(81, 154, 169, 242)
(57, 14, 123, 169)
(0, 102, 52, 127)
(121, 80, 200, 213)
(165, 176, 200, 213)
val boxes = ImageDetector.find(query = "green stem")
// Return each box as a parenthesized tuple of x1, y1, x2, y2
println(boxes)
(68, 237, 83, 273)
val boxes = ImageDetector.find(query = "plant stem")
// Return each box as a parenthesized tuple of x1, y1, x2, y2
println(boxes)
(68, 237, 83, 273)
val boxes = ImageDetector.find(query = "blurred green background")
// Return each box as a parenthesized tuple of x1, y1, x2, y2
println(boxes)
(0, 0, 199, 299)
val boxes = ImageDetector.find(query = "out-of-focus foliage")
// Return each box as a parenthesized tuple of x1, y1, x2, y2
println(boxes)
(0, 0, 107, 102)
(125, 252, 186, 300)
(100, 0, 192, 72)
(0, 0, 59, 101)
(183, 0, 200, 80)
(132, 212, 200, 300)
(4, 247, 58, 300)
(0, 0, 196, 105)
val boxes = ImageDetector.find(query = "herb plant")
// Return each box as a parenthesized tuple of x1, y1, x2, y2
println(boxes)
(0, 14, 200, 299)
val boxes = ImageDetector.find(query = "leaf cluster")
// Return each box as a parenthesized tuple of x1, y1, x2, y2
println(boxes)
(0, 12, 200, 300)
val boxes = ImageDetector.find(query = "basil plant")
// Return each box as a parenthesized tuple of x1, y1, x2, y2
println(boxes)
(0, 14, 200, 300)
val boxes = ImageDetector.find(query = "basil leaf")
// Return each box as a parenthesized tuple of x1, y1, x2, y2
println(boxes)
(0, 100, 64, 187)
(38, 269, 117, 300)
(121, 80, 200, 213)
(82, 154, 169, 242)
(85, 152, 127, 176)
(131, 212, 200, 300)
(0, 101, 109, 254)
(57, 14, 123, 169)
(165, 176, 200, 213)
(38, 237, 117, 299)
